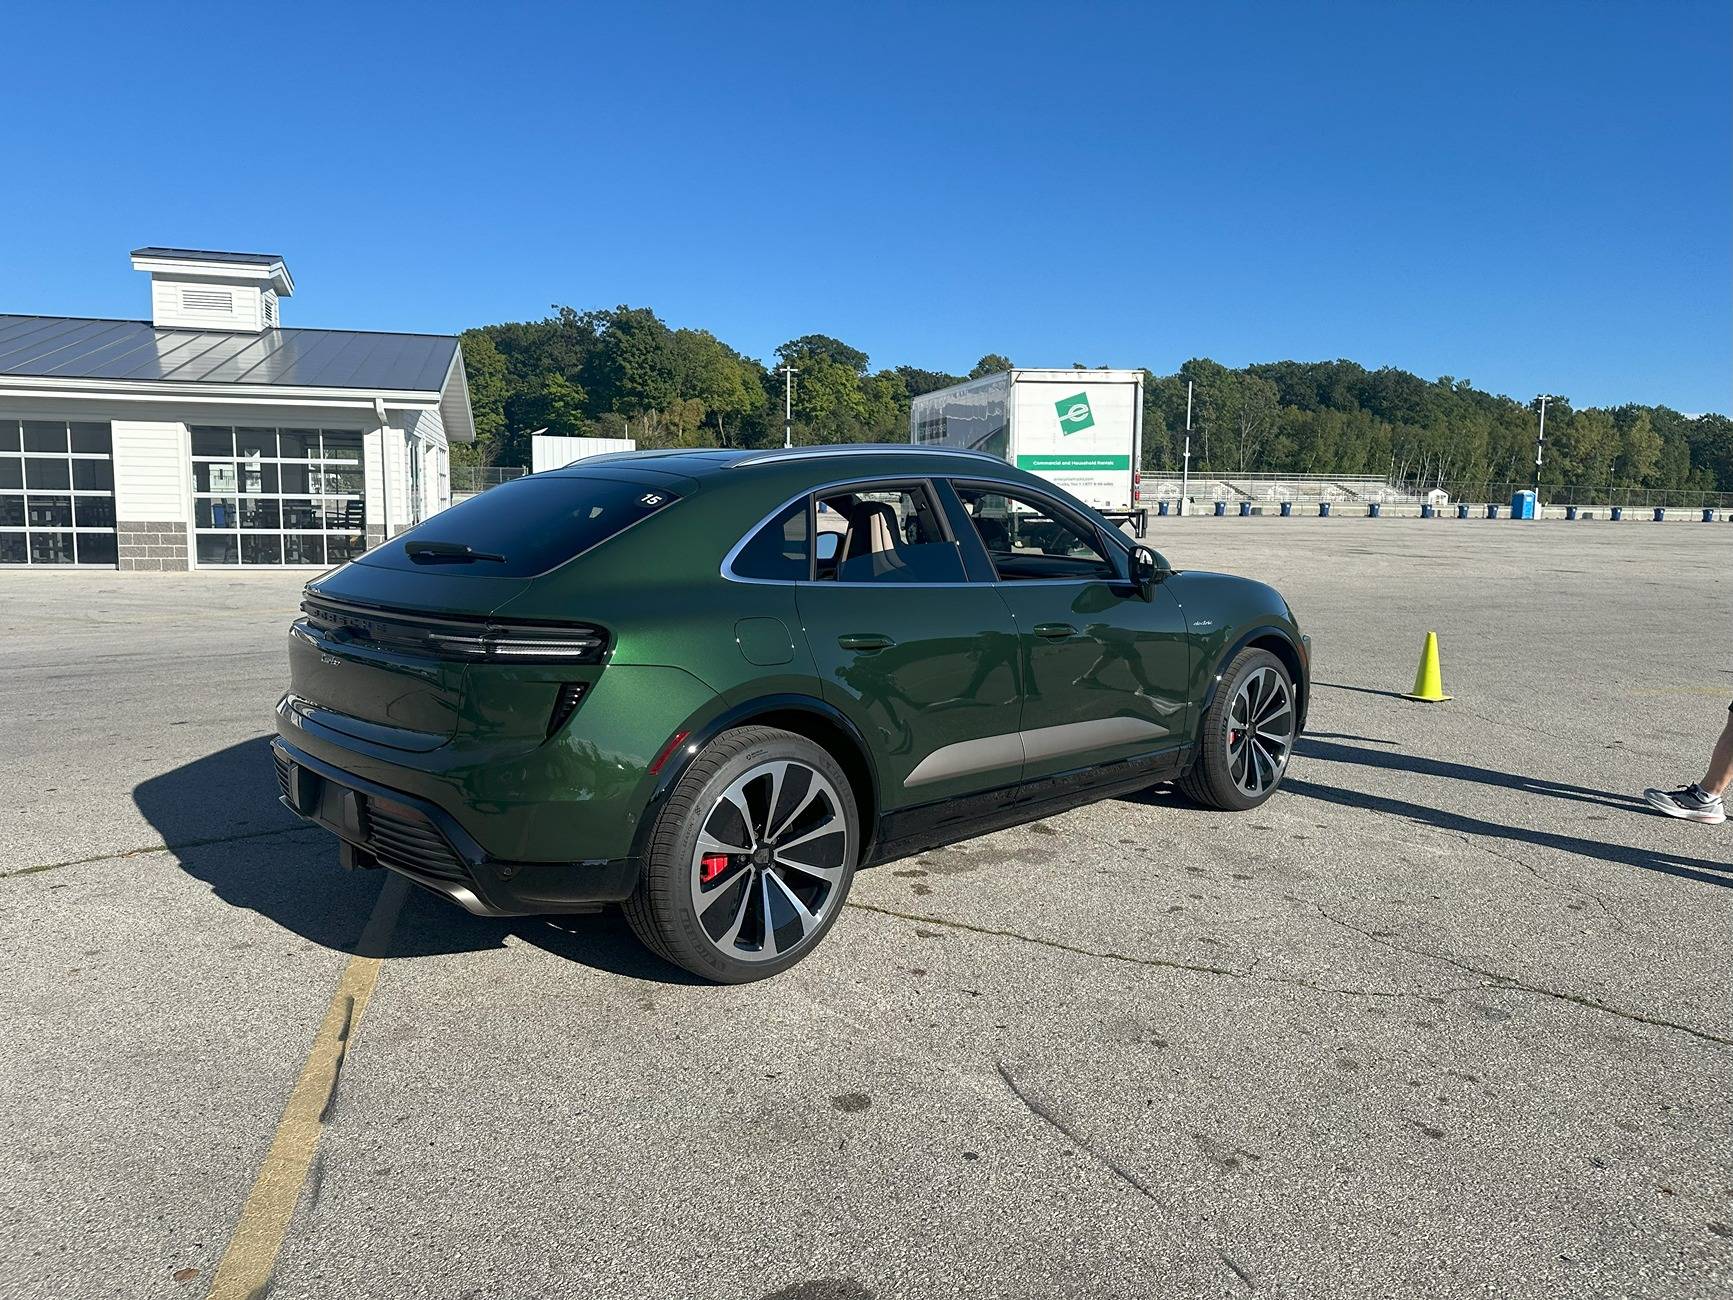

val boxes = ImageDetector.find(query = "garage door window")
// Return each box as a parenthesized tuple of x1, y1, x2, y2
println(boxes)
(0, 419, 117, 566)
(190, 426, 366, 567)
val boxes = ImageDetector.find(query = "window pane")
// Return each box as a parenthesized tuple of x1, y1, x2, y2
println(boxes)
(952, 485, 1116, 582)
(237, 498, 281, 529)
(320, 466, 363, 494)
(815, 485, 963, 584)
(0, 421, 19, 453)
(0, 496, 22, 526)
(0, 457, 20, 490)
(73, 497, 115, 529)
(326, 533, 365, 562)
(284, 533, 326, 565)
(281, 498, 318, 528)
(278, 462, 312, 494)
(75, 532, 117, 566)
(25, 457, 71, 490)
(0, 532, 24, 563)
(191, 427, 234, 457)
(69, 422, 112, 454)
(278, 429, 318, 459)
(241, 533, 283, 565)
(236, 428, 276, 460)
(197, 534, 239, 565)
(23, 421, 67, 453)
(730, 500, 809, 581)
(72, 459, 114, 491)
(28, 494, 73, 527)
(194, 461, 238, 493)
(321, 430, 362, 462)
(29, 531, 75, 563)
(238, 461, 279, 495)
(196, 498, 238, 528)
(324, 498, 365, 530)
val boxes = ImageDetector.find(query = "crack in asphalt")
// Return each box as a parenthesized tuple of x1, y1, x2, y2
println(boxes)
(993, 1060, 1166, 1207)
(0, 823, 315, 879)
(1304, 904, 1733, 1048)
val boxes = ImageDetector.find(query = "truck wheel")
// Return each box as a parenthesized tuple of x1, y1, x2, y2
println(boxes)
(1176, 648, 1296, 811)
(623, 726, 859, 983)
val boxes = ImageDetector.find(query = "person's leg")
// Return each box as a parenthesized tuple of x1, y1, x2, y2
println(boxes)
(1642, 703, 1732, 823)
(1700, 705, 1733, 797)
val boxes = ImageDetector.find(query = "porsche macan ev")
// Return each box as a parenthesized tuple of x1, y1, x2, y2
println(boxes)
(274, 446, 1308, 982)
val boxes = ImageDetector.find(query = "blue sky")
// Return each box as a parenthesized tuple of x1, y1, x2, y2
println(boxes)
(5, 1, 1727, 412)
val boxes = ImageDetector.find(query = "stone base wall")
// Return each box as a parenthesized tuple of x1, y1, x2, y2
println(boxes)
(117, 521, 190, 571)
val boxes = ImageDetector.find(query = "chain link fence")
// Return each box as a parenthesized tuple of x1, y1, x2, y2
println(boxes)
(451, 465, 527, 497)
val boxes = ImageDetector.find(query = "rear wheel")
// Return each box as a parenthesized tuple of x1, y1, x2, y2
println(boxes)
(1177, 648, 1296, 811)
(623, 726, 859, 982)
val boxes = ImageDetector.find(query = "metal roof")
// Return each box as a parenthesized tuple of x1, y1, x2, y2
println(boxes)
(130, 246, 287, 266)
(0, 315, 459, 392)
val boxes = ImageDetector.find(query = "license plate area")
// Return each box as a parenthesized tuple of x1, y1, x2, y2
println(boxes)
(284, 758, 369, 841)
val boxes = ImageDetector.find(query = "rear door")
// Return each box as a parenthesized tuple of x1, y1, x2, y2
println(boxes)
(794, 480, 1023, 813)
(944, 479, 1191, 784)
(1010, 379, 1137, 513)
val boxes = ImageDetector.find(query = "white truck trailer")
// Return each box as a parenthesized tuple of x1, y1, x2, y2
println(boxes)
(910, 368, 1146, 534)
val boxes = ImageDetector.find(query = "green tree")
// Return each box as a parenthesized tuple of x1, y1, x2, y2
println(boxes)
(968, 354, 1013, 379)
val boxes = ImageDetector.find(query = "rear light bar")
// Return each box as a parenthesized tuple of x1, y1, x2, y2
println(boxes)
(299, 595, 606, 664)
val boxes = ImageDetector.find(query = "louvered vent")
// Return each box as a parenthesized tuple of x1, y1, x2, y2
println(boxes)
(181, 287, 234, 313)
(547, 682, 588, 736)
(261, 293, 277, 327)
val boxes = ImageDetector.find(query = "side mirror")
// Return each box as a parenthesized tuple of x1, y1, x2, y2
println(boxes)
(1131, 545, 1171, 600)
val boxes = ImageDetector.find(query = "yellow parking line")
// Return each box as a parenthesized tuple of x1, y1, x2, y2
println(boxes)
(206, 873, 409, 1300)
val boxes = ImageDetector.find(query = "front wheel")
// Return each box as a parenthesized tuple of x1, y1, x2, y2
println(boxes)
(623, 726, 859, 983)
(1177, 648, 1297, 810)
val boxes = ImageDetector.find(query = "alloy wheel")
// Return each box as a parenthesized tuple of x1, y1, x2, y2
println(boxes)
(688, 759, 850, 963)
(1226, 665, 1295, 798)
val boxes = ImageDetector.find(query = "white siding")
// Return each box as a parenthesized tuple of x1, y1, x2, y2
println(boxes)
(531, 434, 635, 472)
(111, 420, 189, 522)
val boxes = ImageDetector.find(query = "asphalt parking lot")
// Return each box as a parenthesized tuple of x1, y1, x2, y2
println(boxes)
(2, 517, 1730, 1300)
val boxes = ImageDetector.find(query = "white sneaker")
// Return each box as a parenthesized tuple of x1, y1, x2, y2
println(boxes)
(1642, 784, 1727, 824)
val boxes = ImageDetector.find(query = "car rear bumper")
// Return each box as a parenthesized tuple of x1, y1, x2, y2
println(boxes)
(271, 738, 638, 915)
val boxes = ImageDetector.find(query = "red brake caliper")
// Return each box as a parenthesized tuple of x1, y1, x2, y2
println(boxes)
(699, 853, 730, 885)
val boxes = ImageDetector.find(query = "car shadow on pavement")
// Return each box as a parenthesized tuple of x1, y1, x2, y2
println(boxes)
(132, 736, 703, 984)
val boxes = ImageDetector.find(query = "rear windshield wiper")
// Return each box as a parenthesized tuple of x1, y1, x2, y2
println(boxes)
(405, 540, 507, 563)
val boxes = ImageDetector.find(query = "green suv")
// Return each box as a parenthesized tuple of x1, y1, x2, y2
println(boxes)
(274, 446, 1307, 981)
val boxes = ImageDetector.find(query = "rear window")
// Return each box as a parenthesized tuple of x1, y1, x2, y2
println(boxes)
(358, 474, 682, 577)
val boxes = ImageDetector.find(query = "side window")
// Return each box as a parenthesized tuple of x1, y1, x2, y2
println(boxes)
(814, 483, 965, 584)
(952, 484, 1117, 582)
(730, 498, 809, 581)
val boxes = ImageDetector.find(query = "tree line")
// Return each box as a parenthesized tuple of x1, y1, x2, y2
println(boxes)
(457, 305, 1733, 495)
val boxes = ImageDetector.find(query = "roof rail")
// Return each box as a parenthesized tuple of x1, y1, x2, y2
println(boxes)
(732, 444, 1006, 468)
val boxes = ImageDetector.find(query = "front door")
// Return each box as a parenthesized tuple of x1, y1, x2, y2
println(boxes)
(946, 480, 1192, 785)
(796, 481, 1023, 816)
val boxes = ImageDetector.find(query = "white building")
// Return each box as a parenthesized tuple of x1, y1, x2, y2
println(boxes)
(0, 247, 474, 570)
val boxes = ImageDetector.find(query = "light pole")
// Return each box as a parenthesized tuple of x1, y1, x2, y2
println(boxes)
(1535, 395, 1552, 496)
(1180, 380, 1193, 516)
(780, 364, 799, 448)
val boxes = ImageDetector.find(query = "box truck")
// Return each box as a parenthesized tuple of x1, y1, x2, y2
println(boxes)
(910, 368, 1146, 534)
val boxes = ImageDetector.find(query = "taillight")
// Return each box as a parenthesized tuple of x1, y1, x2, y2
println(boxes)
(1133, 469, 1142, 502)
(299, 596, 607, 664)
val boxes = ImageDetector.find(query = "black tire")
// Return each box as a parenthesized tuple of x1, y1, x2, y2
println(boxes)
(1176, 648, 1297, 811)
(622, 726, 860, 983)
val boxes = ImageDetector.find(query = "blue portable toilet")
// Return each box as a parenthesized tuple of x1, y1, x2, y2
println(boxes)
(1511, 489, 1537, 520)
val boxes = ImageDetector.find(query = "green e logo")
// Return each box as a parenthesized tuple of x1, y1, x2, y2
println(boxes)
(1056, 392, 1095, 435)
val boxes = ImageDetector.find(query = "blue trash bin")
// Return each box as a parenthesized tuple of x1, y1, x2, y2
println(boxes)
(1704, 507, 1715, 522)
(1566, 505, 1578, 521)
(1239, 501, 1252, 517)
(1157, 500, 1170, 517)
(1654, 507, 1665, 522)
(1421, 504, 1434, 519)
(1457, 503, 1470, 519)
(1280, 501, 1292, 517)
(1487, 504, 1499, 519)
(1511, 489, 1537, 520)
(1367, 502, 1381, 517)
(1611, 506, 1623, 521)
(1214, 500, 1227, 517)
(1319, 501, 1331, 517)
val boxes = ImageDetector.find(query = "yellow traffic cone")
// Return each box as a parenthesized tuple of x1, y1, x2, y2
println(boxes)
(1406, 631, 1451, 702)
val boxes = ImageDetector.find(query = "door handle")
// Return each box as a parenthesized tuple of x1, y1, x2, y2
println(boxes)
(838, 633, 894, 653)
(1034, 623, 1077, 640)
